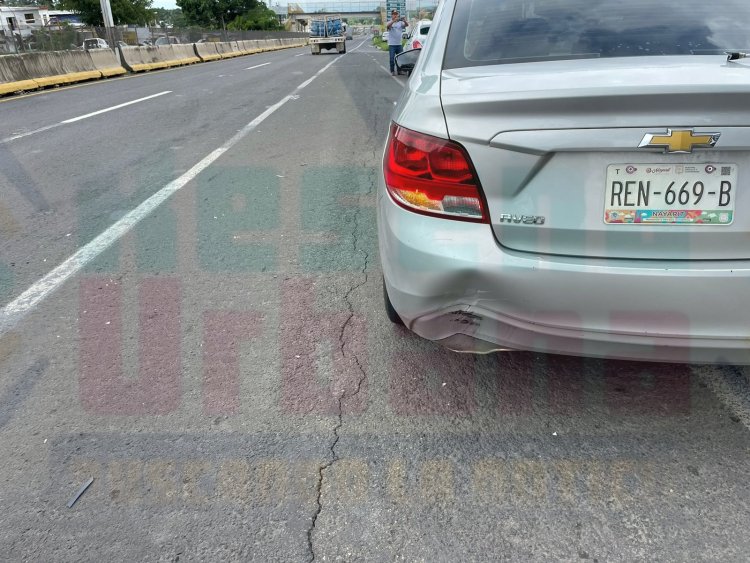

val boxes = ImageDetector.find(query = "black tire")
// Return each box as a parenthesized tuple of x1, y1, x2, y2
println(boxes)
(341, 44, 346, 54)
(383, 278, 404, 325)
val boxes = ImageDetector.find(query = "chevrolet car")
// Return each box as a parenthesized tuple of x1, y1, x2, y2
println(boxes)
(379, 0, 750, 364)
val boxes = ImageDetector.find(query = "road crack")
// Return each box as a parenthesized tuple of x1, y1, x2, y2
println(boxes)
(306, 161, 375, 563)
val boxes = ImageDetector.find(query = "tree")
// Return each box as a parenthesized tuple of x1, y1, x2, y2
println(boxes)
(227, 3, 280, 30)
(152, 7, 188, 27)
(176, 0, 262, 30)
(4, 0, 56, 6)
(59, 0, 154, 26)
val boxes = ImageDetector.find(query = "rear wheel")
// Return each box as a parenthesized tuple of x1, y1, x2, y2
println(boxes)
(383, 278, 404, 325)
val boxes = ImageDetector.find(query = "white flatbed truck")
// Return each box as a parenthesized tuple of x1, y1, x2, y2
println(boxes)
(309, 14, 346, 55)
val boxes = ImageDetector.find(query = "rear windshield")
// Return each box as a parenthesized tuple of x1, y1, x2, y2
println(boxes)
(444, 0, 750, 69)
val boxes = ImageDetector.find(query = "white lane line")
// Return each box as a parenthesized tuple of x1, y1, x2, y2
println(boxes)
(61, 91, 172, 124)
(1, 123, 61, 144)
(349, 39, 368, 53)
(1, 91, 172, 143)
(246, 62, 271, 70)
(296, 55, 339, 90)
(376, 61, 405, 85)
(0, 57, 343, 338)
(294, 38, 367, 62)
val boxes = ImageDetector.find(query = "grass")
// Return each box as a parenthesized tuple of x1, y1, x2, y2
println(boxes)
(372, 37, 389, 51)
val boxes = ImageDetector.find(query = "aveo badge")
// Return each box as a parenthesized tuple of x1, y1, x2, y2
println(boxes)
(497, 214, 545, 224)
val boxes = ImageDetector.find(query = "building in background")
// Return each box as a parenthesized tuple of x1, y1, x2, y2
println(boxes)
(0, 6, 82, 52)
(1, 5, 45, 38)
(270, 3, 289, 26)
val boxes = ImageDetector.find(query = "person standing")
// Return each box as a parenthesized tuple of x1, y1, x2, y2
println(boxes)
(386, 9, 407, 75)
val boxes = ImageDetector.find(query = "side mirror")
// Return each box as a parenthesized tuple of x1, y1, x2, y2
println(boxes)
(395, 48, 421, 74)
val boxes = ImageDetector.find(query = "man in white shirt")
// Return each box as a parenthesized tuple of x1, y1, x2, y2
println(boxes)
(386, 9, 407, 75)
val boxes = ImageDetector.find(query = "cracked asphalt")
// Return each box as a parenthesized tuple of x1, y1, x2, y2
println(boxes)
(2, 37, 750, 561)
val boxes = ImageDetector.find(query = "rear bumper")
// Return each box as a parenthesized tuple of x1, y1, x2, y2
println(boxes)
(377, 188, 750, 364)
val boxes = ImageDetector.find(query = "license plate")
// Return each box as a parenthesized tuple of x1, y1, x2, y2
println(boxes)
(604, 163, 737, 225)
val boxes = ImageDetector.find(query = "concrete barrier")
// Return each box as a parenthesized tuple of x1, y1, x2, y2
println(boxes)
(170, 44, 201, 65)
(194, 42, 222, 62)
(88, 49, 127, 77)
(283, 38, 306, 47)
(230, 41, 244, 56)
(1, 36, 310, 96)
(119, 46, 155, 72)
(213, 42, 229, 59)
(214, 42, 240, 59)
(234, 41, 250, 55)
(119, 45, 197, 72)
(14, 51, 100, 88)
(0, 55, 37, 95)
(242, 40, 263, 54)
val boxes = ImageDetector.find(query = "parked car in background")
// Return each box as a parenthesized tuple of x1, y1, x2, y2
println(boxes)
(382, 0, 750, 364)
(381, 31, 388, 42)
(81, 38, 109, 50)
(404, 19, 431, 51)
(154, 36, 180, 45)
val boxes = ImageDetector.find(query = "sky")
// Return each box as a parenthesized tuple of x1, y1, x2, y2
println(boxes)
(152, 0, 178, 9)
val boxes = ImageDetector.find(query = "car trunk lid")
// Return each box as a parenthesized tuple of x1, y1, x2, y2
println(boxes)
(440, 57, 750, 260)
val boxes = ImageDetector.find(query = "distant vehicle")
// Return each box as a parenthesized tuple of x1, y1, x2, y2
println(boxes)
(81, 38, 109, 50)
(309, 14, 346, 54)
(404, 19, 431, 51)
(154, 36, 180, 46)
(381, 31, 388, 42)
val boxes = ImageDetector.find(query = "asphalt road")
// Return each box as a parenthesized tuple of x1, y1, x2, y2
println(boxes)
(1, 37, 750, 561)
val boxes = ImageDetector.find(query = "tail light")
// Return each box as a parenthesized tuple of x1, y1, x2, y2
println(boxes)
(383, 123, 488, 223)
(413, 40, 422, 49)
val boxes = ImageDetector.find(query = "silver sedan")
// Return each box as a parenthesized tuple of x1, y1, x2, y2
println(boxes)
(378, 0, 750, 364)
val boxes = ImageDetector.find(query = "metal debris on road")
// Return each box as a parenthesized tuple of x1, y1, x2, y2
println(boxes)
(66, 477, 94, 508)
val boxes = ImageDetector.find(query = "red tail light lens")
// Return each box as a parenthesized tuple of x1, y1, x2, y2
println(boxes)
(384, 123, 488, 222)
(413, 40, 422, 49)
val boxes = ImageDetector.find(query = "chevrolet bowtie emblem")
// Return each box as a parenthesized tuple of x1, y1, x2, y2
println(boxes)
(638, 129, 721, 153)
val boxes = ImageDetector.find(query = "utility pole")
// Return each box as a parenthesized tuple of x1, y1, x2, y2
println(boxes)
(99, 0, 116, 48)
